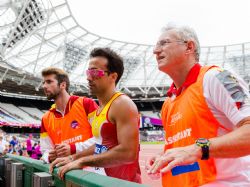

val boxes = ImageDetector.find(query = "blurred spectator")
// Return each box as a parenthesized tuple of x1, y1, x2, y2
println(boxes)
(0, 136, 7, 155)
(31, 142, 42, 160)
(17, 145, 23, 156)
(9, 136, 18, 150)
(31, 143, 38, 159)
(36, 141, 42, 159)
(21, 142, 27, 157)
(8, 144, 14, 154)
(26, 134, 33, 157)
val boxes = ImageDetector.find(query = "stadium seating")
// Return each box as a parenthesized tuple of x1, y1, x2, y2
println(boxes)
(0, 103, 40, 124)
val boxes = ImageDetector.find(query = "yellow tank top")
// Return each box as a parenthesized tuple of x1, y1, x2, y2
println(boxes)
(91, 92, 122, 139)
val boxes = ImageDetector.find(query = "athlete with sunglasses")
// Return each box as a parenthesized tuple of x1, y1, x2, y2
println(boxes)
(50, 48, 141, 183)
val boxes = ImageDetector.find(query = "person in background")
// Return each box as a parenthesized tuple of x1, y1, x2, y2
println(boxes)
(8, 144, 13, 154)
(146, 23, 250, 187)
(0, 136, 7, 155)
(21, 142, 27, 157)
(31, 143, 38, 159)
(26, 134, 33, 157)
(9, 136, 18, 150)
(40, 67, 98, 163)
(36, 141, 42, 160)
(17, 144, 23, 156)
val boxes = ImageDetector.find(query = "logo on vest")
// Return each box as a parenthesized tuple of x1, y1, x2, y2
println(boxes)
(165, 128, 192, 145)
(70, 120, 79, 129)
(170, 112, 182, 126)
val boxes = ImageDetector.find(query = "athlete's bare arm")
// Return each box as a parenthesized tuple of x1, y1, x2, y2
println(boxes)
(77, 95, 140, 166)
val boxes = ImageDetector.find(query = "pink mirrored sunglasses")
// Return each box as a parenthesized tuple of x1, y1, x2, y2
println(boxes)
(86, 69, 109, 78)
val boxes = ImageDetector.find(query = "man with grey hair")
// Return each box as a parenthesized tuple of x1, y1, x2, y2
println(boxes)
(146, 24, 250, 187)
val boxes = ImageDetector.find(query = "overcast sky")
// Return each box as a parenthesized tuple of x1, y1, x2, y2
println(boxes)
(67, 0, 250, 47)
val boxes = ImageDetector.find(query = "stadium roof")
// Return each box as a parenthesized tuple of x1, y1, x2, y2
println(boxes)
(0, 0, 250, 99)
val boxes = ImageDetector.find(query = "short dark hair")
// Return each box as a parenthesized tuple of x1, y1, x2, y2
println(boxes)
(89, 48, 124, 85)
(41, 67, 70, 92)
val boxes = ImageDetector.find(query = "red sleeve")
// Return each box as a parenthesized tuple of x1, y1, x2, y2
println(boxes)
(83, 97, 98, 115)
(40, 117, 46, 133)
(70, 144, 76, 154)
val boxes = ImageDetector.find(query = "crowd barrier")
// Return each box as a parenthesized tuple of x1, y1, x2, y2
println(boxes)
(0, 154, 148, 187)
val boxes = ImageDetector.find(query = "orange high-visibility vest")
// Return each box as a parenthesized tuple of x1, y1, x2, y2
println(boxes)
(161, 66, 222, 187)
(42, 97, 93, 145)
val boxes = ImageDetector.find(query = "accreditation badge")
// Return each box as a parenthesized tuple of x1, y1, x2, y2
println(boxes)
(83, 144, 107, 175)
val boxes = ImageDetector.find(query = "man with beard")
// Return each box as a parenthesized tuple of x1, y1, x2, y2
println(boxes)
(40, 67, 98, 163)
(49, 48, 141, 183)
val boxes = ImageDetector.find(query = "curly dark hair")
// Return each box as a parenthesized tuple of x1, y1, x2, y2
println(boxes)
(89, 47, 124, 85)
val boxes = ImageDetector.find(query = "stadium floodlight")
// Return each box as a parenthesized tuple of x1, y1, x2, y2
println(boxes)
(1, 0, 44, 50)
(64, 42, 87, 73)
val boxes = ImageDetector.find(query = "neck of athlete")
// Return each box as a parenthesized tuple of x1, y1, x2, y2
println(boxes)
(55, 90, 70, 114)
(97, 85, 117, 109)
